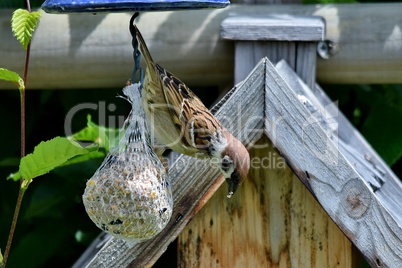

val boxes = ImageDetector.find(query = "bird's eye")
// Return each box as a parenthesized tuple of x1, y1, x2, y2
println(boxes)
(221, 157, 232, 172)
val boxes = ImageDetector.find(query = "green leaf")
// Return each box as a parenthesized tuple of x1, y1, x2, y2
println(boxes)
(61, 150, 105, 166)
(6, 116, 118, 183)
(72, 114, 120, 151)
(11, 9, 42, 50)
(19, 137, 98, 183)
(7, 171, 21, 181)
(6, 150, 104, 181)
(0, 68, 24, 91)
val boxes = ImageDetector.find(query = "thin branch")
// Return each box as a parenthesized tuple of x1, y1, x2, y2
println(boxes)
(1, 189, 26, 268)
(26, 0, 31, 12)
(2, 1, 32, 266)
(21, 42, 30, 157)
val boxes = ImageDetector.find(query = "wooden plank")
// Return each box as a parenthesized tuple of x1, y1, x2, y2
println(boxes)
(234, 41, 317, 89)
(83, 58, 266, 268)
(295, 42, 317, 90)
(1, 3, 402, 89)
(264, 59, 402, 267)
(221, 15, 325, 41)
(234, 41, 296, 84)
(275, 60, 402, 223)
(179, 136, 353, 267)
(230, 15, 320, 95)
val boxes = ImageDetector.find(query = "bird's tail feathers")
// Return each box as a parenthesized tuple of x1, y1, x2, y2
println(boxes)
(134, 25, 154, 70)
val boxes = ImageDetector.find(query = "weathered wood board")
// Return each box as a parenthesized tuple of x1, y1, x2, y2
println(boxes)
(263, 59, 402, 267)
(220, 15, 325, 41)
(179, 136, 354, 267)
(221, 15, 323, 89)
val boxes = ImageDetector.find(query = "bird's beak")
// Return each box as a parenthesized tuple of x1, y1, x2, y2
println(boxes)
(226, 170, 240, 198)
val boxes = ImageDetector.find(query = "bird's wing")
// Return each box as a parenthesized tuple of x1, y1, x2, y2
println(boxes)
(156, 64, 222, 152)
(134, 24, 221, 152)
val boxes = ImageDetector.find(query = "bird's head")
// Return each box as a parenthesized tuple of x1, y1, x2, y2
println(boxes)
(220, 132, 250, 198)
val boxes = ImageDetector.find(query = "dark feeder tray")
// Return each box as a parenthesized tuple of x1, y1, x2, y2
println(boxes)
(41, 0, 230, 13)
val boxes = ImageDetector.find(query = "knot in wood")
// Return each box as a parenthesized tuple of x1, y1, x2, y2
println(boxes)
(341, 179, 371, 219)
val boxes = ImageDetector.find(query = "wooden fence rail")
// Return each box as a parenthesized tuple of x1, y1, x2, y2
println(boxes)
(1, 3, 402, 89)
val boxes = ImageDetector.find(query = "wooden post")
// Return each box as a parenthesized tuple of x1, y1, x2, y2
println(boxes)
(178, 16, 355, 267)
(221, 15, 325, 88)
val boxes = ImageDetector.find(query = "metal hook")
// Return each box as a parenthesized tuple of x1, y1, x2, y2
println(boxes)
(129, 12, 143, 86)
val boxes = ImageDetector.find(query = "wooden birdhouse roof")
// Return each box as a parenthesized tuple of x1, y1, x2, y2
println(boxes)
(76, 58, 402, 267)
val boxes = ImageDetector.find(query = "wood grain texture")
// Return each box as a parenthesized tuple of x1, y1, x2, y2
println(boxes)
(179, 136, 353, 267)
(231, 16, 319, 97)
(263, 59, 402, 267)
(295, 42, 317, 90)
(221, 15, 325, 41)
(234, 41, 296, 84)
(234, 41, 317, 89)
(275, 60, 402, 225)
(83, 58, 266, 268)
(1, 3, 402, 89)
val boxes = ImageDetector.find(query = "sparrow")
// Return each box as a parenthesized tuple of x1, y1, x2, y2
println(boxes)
(132, 22, 250, 198)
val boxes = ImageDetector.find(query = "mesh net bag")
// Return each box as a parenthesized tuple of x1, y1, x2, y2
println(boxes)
(83, 83, 173, 246)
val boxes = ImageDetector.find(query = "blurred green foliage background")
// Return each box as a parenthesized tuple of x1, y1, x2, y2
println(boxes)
(0, 0, 401, 267)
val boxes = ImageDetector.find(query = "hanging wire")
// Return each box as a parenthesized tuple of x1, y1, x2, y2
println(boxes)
(129, 12, 143, 86)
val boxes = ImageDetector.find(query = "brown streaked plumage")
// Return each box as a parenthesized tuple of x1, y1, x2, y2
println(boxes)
(134, 25, 250, 197)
